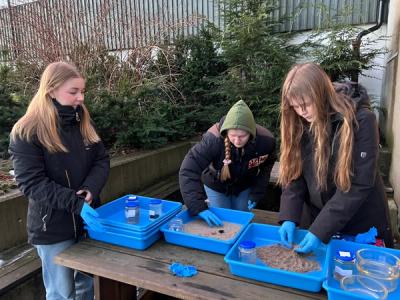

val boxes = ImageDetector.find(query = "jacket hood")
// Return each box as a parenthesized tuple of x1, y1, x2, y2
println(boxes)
(220, 100, 256, 138)
(333, 81, 370, 110)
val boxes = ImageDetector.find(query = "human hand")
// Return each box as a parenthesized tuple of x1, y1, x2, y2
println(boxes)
(295, 232, 322, 254)
(77, 189, 93, 204)
(278, 221, 296, 248)
(80, 203, 104, 232)
(198, 210, 223, 227)
(247, 199, 256, 210)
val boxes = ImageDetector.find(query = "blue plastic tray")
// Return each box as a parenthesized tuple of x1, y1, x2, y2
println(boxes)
(161, 207, 254, 254)
(322, 239, 400, 300)
(224, 223, 327, 292)
(96, 194, 182, 232)
(86, 224, 161, 250)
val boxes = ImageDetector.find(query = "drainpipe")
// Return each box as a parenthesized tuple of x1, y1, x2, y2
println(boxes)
(351, 0, 388, 82)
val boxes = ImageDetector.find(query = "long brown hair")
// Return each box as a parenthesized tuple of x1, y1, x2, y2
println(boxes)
(278, 62, 356, 192)
(11, 61, 100, 153)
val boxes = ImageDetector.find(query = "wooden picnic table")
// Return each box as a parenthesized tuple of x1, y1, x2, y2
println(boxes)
(54, 209, 328, 300)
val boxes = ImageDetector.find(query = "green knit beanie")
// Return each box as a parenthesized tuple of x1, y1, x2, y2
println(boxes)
(220, 100, 256, 138)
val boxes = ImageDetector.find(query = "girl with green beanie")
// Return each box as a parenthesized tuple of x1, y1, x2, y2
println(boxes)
(179, 100, 276, 226)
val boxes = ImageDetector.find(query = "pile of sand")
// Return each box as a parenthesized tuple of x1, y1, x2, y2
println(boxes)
(183, 220, 241, 240)
(256, 244, 321, 273)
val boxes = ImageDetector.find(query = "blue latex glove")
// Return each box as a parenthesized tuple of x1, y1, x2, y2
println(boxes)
(247, 200, 256, 210)
(295, 232, 322, 254)
(80, 203, 104, 232)
(198, 209, 223, 227)
(169, 262, 198, 277)
(355, 227, 377, 244)
(278, 221, 296, 248)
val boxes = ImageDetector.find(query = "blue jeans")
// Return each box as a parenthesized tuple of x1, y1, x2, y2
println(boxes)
(35, 239, 93, 300)
(204, 185, 250, 211)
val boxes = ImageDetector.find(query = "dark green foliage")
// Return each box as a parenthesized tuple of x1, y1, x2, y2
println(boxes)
(0, 66, 25, 158)
(214, 0, 299, 137)
(305, 16, 386, 81)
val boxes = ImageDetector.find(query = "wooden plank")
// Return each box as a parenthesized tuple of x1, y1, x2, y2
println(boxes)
(0, 257, 41, 292)
(253, 209, 280, 225)
(54, 241, 323, 300)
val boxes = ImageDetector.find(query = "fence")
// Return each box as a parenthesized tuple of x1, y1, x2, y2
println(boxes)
(0, 0, 380, 62)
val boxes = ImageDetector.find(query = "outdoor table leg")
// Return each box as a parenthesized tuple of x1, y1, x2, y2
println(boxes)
(93, 275, 137, 300)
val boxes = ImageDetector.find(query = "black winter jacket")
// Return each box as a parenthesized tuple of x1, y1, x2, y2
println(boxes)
(179, 118, 276, 215)
(279, 85, 393, 246)
(9, 101, 110, 245)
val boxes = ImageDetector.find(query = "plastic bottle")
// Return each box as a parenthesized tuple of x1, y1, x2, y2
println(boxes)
(238, 240, 257, 264)
(168, 218, 184, 232)
(333, 249, 356, 280)
(125, 200, 140, 224)
(149, 199, 162, 220)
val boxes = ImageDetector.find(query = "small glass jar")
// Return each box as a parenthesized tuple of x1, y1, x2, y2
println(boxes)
(168, 218, 184, 232)
(238, 240, 257, 264)
(149, 199, 162, 220)
(333, 249, 356, 280)
(125, 201, 140, 224)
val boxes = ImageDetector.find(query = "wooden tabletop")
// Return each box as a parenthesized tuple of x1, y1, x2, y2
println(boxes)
(54, 210, 327, 300)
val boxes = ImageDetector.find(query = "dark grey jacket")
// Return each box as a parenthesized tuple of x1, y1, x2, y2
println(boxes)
(179, 118, 276, 215)
(9, 101, 110, 245)
(279, 84, 393, 246)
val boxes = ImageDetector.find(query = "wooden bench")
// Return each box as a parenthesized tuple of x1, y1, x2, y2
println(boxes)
(0, 244, 42, 297)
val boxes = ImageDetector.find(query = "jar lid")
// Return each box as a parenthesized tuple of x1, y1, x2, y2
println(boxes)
(126, 201, 139, 207)
(335, 250, 355, 261)
(239, 240, 256, 249)
(150, 199, 162, 205)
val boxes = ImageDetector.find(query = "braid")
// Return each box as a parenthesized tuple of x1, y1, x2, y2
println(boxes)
(220, 137, 232, 181)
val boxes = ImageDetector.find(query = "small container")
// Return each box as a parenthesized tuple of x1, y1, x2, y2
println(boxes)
(125, 200, 140, 224)
(149, 199, 162, 220)
(341, 275, 388, 300)
(238, 240, 256, 264)
(168, 218, 184, 232)
(356, 248, 400, 292)
(333, 250, 356, 280)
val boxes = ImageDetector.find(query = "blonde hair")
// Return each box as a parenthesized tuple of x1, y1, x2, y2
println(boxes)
(220, 137, 231, 181)
(11, 61, 100, 153)
(278, 62, 356, 192)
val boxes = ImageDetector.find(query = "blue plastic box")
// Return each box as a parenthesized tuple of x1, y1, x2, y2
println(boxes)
(95, 194, 182, 231)
(161, 207, 254, 254)
(224, 223, 327, 292)
(86, 225, 161, 250)
(322, 239, 400, 300)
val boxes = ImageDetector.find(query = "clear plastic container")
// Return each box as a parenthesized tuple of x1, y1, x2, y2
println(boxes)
(238, 240, 256, 264)
(168, 218, 184, 232)
(356, 249, 400, 292)
(333, 249, 356, 280)
(149, 199, 162, 220)
(125, 201, 140, 224)
(340, 275, 388, 299)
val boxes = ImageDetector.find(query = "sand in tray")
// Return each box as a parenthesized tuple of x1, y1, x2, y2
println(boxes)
(256, 244, 321, 273)
(183, 220, 241, 240)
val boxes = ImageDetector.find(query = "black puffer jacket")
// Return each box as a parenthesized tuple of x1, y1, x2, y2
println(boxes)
(279, 82, 393, 246)
(179, 118, 276, 216)
(9, 101, 110, 245)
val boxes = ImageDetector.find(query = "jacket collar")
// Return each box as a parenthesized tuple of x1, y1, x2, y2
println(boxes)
(52, 99, 83, 126)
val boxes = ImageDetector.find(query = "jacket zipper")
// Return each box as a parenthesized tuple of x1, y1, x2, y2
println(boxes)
(65, 170, 77, 240)
(41, 206, 47, 232)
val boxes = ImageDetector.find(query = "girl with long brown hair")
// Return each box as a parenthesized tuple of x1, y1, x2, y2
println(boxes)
(277, 62, 393, 254)
(9, 61, 110, 299)
(179, 100, 276, 226)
